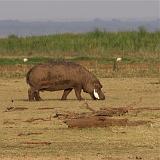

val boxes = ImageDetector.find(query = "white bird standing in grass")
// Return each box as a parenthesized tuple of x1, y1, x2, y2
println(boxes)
(93, 89, 100, 100)
(23, 58, 28, 62)
(116, 57, 122, 62)
(113, 57, 122, 71)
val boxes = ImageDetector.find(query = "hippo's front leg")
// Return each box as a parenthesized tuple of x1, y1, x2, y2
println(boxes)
(74, 86, 84, 100)
(61, 88, 73, 100)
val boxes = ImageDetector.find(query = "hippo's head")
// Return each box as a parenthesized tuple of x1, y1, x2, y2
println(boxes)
(83, 79, 105, 100)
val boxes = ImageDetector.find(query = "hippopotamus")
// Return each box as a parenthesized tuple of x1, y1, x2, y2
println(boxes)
(26, 61, 105, 101)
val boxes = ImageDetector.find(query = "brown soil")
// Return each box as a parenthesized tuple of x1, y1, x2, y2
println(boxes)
(24, 116, 52, 123)
(96, 107, 129, 116)
(54, 107, 129, 120)
(3, 120, 16, 125)
(22, 141, 52, 145)
(18, 132, 43, 136)
(37, 107, 55, 110)
(131, 107, 160, 111)
(0, 78, 159, 159)
(4, 107, 28, 112)
(54, 107, 152, 128)
(64, 117, 149, 128)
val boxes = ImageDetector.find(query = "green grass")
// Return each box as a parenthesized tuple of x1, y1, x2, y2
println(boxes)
(0, 57, 50, 65)
(0, 56, 159, 79)
(0, 56, 159, 65)
(0, 30, 160, 59)
(0, 30, 159, 78)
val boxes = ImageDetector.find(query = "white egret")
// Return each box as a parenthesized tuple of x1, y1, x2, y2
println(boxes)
(116, 57, 122, 62)
(23, 58, 28, 62)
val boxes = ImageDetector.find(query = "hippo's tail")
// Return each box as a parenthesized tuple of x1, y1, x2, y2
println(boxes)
(26, 68, 32, 85)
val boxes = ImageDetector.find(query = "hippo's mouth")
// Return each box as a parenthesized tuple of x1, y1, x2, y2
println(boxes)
(93, 89, 105, 100)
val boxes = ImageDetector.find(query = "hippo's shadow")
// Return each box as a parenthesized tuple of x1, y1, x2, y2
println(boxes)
(15, 98, 93, 102)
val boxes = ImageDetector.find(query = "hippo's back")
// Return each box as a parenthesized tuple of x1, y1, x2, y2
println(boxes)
(26, 62, 87, 91)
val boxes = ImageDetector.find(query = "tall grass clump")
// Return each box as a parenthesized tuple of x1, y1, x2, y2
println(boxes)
(0, 29, 160, 59)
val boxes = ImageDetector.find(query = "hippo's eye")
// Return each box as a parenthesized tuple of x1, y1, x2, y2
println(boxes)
(97, 85, 102, 89)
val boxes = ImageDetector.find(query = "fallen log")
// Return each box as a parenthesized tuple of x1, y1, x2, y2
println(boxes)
(53, 107, 150, 128)
(53, 107, 129, 120)
(63, 117, 149, 128)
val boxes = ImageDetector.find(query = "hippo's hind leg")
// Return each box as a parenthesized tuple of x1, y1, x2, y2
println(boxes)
(61, 88, 73, 100)
(34, 90, 42, 101)
(28, 88, 35, 101)
(28, 88, 42, 101)
(74, 86, 84, 100)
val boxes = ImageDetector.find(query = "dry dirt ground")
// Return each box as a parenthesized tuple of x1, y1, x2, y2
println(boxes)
(0, 78, 160, 160)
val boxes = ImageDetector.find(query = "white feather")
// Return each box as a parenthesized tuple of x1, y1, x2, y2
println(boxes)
(94, 89, 100, 100)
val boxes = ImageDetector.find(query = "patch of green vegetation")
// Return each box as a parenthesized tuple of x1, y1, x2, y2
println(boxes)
(0, 72, 25, 78)
(0, 57, 49, 65)
(0, 30, 160, 59)
(0, 56, 159, 66)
